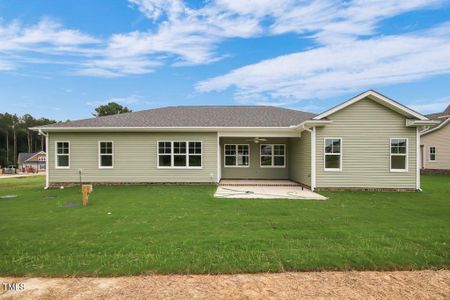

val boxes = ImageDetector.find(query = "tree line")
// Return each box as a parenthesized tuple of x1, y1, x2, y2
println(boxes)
(0, 113, 56, 167)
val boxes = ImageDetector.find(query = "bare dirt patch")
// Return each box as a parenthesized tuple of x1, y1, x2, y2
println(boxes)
(1, 270, 449, 300)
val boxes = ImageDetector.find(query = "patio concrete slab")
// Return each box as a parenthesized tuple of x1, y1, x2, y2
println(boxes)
(219, 179, 301, 186)
(214, 184, 327, 200)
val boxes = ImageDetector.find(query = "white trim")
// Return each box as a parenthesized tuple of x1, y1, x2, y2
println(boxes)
(55, 141, 70, 169)
(291, 120, 333, 130)
(323, 137, 342, 172)
(98, 141, 114, 169)
(156, 141, 203, 169)
(416, 128, 421, 191)
(421, 117, 450, 136)
(428, 145, 437, 161)
(406, 119, 440, 127)
(23, 151, 46, 163)
(313, 90, 428, 121)
(45, 134, 49, 189)
(223, 144, 250, 168)
(218, 131, 300, 137)
(33, 126, 302, 133)
(259, 144, 286, 168)
(390, 138, 408, 172)
(217, 133, 221, 182)
(311, 127, 316, 191)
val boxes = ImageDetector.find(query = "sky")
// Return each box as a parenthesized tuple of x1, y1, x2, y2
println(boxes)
(1, 0, 450, 121)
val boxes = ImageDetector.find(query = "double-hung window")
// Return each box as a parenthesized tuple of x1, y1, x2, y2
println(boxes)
(157, 141, 202, 168)
(390, 138, 408, 172)
(324, 138, 342, 171)
(224, 144, 249, 167)
(55, 141, 70, 168)
(429, 146, 436, 161)
(99, 141, 113, 168)
(260, 144, 285, 167)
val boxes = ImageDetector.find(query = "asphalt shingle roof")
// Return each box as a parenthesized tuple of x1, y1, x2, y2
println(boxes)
(18, 153, 36, 164)
(40, 106, 316, 128)
(426, 104, 450, 120)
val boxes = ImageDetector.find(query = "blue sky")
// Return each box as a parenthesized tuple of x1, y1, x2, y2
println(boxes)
(1, 0, 450, 121)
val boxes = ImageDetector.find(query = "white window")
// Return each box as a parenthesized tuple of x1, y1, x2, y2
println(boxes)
(324, 138, 342, 171)
(99, 141, 114, 168)
(157, 141, 202, 168)
(390, 138, 408, 172)
(429, 146, 436, 161)
(55, 141, 70, 168)
(224, 144, 250, 167)
(260, 144, 286, 167)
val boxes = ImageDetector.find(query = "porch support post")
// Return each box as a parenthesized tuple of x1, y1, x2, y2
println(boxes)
(311, 126, 316, 191)
(416, 127, 421, 191)
(217, 132, 221, 183)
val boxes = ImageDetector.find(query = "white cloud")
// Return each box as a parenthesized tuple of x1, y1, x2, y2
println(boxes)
(0, 18, 98, 52)
(409, 96, 450, 114)
(0, 0, 446, 79)
(0, 18, 102, 74)
(196, 23, 450, 105)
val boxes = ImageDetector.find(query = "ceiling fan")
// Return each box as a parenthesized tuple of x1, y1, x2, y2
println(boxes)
(245, 137, 267, 143)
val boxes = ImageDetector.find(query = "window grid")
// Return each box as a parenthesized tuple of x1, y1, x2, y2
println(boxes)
(390, 138, 408, 172)
(429, 146, 436, 161)
(157, 141, 203, 168)
(224, 144, 250, 167)
(99, 141, 114, 168)
(324, 138, 342, 171)
(55, 141, 70, 168)
(260, 144, 286, 168)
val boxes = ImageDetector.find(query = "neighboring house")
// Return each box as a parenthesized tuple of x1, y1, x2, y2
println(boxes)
(420, 105, 450, 172)
(32, 90, 437, 191)
(18, 151, 46, 173)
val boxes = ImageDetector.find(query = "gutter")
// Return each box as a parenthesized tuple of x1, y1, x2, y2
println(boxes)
(37, 130, 49, 190)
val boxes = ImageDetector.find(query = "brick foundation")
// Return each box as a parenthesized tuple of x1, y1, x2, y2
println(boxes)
(48, 181, 216, 188)
(420, 169, 450, 175)
(315, 187, 417, 192)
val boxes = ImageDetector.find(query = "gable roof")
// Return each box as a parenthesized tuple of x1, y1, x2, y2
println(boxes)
(313, 90, 429, 121)
(18, 151, 46, 164)
(18, 153, 36, 164)
(25, 151, 46, 162)
(421, 117, 450, 136)
(36, 106, 316, 129)
(426, 104, 450, 120)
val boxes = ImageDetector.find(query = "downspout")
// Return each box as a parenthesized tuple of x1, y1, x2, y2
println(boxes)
(217, 132, 221, 183)
(416, 127, 421, 191)
(311, 126, 316, 191)
(300, 125, 316, 191)
(38, 129, 49, 189)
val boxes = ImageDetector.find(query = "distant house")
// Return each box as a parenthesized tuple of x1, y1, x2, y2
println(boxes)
(32, 90, 438, 191)
(420, 105, 450, 172)
(18, 151, 46, 173)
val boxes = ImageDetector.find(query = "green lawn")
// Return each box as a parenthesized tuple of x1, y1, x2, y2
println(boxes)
(0, 175, 449, 276)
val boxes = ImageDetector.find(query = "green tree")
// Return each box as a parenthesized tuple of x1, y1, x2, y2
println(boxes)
(93, 102, 132, 117)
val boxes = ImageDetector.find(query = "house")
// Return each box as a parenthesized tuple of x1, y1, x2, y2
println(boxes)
(420, 105, 450, 172)
(32, 90, 438, 191)
(18, 151, 46, 173)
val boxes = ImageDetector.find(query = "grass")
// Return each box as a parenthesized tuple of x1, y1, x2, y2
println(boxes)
(0, 175, 449, 276)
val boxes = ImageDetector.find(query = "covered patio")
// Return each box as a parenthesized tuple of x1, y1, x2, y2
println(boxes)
(214, 179, 327, 200)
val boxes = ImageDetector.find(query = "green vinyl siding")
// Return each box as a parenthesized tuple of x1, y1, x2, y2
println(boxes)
(288, 132, 311, 186)
(48, 132, 218, 183)
(315, 98, 417, 189)
(220, 137, 289, 179)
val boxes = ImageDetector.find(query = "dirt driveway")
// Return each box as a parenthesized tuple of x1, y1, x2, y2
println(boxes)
(1, 270, 449, 299)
